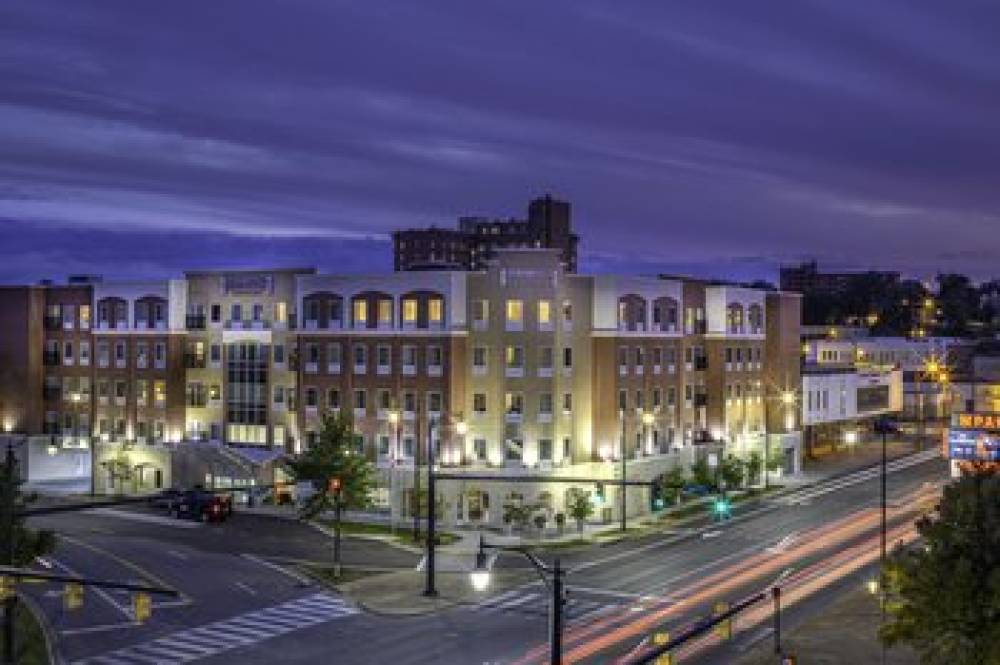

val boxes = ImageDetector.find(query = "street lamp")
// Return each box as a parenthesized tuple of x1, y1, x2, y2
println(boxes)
(619, 408, 627, 533)
(470, 537, 566, 665)
(424, 414, 465, 598)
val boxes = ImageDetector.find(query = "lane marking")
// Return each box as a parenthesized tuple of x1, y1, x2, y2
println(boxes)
(234, 581, 257, 596)
(241, 553, 313, 585)
(86, 507, 203, 529)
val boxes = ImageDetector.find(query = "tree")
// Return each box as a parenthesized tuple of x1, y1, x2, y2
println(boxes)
(1, 445, 56, 662)
(746, 452, 763, 487)
(660, 466, 686, 506)
(880, 469, 1000, 664)
(502, 503, 532, 532)
(287, 412, 375, 577)
(720, 455, 745, 491)
(566, 488, 594, 534)
(690, 457, 715, 489)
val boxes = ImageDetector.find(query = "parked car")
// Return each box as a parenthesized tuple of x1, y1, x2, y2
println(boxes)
(169, 490, 232, 523)
(149, 488, 183, 511)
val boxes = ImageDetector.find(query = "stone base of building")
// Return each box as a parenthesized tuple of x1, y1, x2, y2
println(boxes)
(379, 448, 717, 530)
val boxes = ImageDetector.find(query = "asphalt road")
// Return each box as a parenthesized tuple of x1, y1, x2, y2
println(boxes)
(18, 450, 947, 664)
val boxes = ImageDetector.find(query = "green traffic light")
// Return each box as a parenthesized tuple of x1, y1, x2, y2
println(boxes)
(713, 498, 731, 517)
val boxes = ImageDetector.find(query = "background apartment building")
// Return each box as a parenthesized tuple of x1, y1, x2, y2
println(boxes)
(393, 195, 579, 272)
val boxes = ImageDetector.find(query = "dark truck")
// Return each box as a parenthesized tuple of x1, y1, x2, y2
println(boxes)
(168, 489, 233, 523)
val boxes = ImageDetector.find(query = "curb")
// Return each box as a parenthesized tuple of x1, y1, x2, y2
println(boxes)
(17, 592, 64, 665)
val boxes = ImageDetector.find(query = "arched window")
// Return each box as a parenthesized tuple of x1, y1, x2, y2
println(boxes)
(727, 303, 745, 334)
(652, 297, 679, 332)
(618, 295, 647, 332)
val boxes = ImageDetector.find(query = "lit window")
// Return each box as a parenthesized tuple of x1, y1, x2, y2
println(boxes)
(276, 301, 287, 323)
(506, 299, 523, 325)
(537, 300, 551, 326)
(378, 299, 392, 324)
(428, 298, 443, 323)
(353, 299, 367, 324)
(403, 299, 418, 323)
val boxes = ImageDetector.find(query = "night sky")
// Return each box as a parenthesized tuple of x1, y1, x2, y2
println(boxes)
(2, 2, 999, 284)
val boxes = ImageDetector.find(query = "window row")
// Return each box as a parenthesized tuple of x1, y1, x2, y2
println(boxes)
(473, 345, 573, 374)
(44, 304, 92, 331)
(471, 298, 572, 332)
(302, 343, 444, 376)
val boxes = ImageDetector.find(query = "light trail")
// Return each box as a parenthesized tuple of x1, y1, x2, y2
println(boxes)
(511, 484, 938, 665)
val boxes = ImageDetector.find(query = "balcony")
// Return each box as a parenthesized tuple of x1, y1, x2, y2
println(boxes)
(694, 393, 709, 408)
(186, 397, 208, 408)
(44, 316, 62, 331)
(43, 350, 60, 366)
(186, 314, 206, 330)
(694, 356, 708, 371)
(43, 386, 61, 401)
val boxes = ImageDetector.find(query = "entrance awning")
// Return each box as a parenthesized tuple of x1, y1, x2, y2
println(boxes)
(226, 446, 286, 467)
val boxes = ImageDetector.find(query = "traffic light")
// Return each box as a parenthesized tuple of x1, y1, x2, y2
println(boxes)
(133, 592, 152, 624)
(652, 631, 673, 665)
(650, 483, 665, 511)
(712, 496, 731, 520)
(0, 576, 13, 601)
(63, 582, 84, 611)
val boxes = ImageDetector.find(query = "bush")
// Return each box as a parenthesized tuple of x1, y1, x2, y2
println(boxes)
(533, 514, 547, 531)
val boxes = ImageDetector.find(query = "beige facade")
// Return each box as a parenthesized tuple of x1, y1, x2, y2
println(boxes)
(0, 251, 802, 509)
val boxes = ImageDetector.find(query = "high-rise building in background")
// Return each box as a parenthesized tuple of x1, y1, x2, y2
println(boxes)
(393, 195, 579, 272)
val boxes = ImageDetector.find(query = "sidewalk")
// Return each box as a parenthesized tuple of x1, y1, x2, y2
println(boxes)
(799, 437, 928, 483)
(736, 584, 917, 664)
(337, 568, 535, 616)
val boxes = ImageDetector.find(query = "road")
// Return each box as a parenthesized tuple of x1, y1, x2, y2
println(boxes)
(18, 449, 946, 664)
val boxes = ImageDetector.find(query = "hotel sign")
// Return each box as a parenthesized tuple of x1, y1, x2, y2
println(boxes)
(955, 413, 1000, 431)
(949, 413, 1000, 462)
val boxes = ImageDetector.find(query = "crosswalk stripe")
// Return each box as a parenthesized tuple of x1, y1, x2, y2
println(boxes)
(71, 593, 357, 665)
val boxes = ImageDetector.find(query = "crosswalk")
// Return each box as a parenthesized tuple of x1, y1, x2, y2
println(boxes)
(71, 593, 358, 665)
(477, 589, 619, 625)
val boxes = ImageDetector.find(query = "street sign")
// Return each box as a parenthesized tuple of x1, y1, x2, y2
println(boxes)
(63, 582, 84, 610)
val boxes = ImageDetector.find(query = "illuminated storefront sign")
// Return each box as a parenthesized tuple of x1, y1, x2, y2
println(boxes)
(948, 429, 1000, 462)
(955, 412, 1000, 431)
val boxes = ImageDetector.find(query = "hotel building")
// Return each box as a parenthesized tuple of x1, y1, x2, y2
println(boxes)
(0, 250, 801, 524)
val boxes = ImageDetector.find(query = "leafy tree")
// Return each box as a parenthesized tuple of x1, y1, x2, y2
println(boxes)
(690, 457, 715, 489)
(1, 445, 56, 661)
(659, 467, 686, 505)
(720, 455, 745, 490)
(880, 469, 1000, 664)
(566, 488, 594, 534)
(287, 412, 375, 576)
(502, 503, 533, 531)
(746, 452, 763, 487)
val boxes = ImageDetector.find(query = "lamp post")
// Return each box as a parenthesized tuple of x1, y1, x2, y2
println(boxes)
(424, 416, 437, 597)
(388, 409, 400, 530)
(471, 537, 565, 665)
(424, 415, 465, 599)
(619, 408, 627, 533)
(413, 403, 421, 543)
